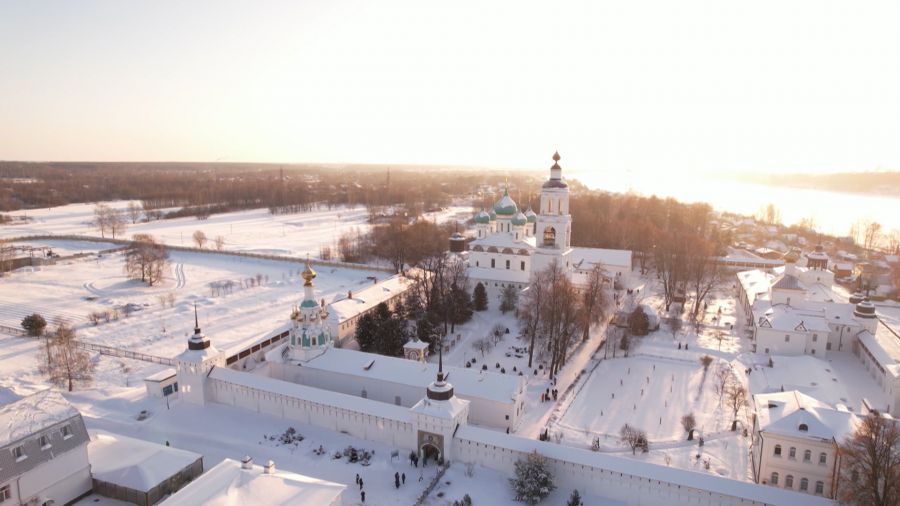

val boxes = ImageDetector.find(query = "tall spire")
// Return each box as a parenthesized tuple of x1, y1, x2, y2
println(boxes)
(438, 335, 443, 379)
(193, 302, 200, 334)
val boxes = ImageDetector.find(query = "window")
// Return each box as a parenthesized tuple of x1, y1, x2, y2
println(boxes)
(12, 445, 26, 461)
(812, 334, 818, 342)
(789, 447, 796, 459)
(520, 261, 525, 271)
(39, 435, 51, 450)
(491, 259, 495, 268)
(785, 335, 790, 342)
(800, 478, 808, 491)
(815, 481, 824, 495)
(395, 396, 401, 406)
(811, 349, 816, 355)
(770, 472, 779, 485)
(827, 342, 832, 350)
(804, 449, 811, 462)
(0, 485, 10, 501)
(785, 475, 794, 488)
(819, 452, 827, 465)
(505, 260, 510, 270)
(361, 389, 367, 399)
(799, 424, 808, 432)
(476, 261, 479, 267)
(774, 444, 782, 457)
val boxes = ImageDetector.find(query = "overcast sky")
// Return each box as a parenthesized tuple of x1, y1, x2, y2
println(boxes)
(1, 0, 898, 177)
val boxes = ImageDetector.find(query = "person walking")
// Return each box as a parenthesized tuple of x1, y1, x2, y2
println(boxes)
(355, 473, 360, 485)
(359, 478, 364, 490)
(402, 473, 406, 485)
(361, 490, 366, 503)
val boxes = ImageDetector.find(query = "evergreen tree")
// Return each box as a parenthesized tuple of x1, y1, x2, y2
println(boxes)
(417, 312, 443, 352)
(21, 313, 47, 337)
(509, 450, 555, 505)
(374, 302, 391, 323)
(500, 285, 519, 313)
(628, 307, 650, 336)
(355, 313, 379, 352)
(449, 285, 473, 331)
(473, 282, 488, 311)
(393, 299, 407, 322)
(566, 490, 583, 506)
(378, 316, 409, 357)
(405, 290, 424, 320)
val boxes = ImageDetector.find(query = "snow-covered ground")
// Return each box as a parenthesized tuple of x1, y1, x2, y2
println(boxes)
(2, 201, 473, 260)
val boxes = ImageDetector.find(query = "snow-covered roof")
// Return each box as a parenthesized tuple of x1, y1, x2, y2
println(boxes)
(161, 457, 345, 506)
(209, 366, 411, 422)
(403, 340, 429, 350)
(857, 322, 900, 378)
(569, 247, 632, 269)
(753, 303, 832, 333)
(737, 269, 773, 306)
(144, 368, 176, 382)
(753, 391, 858, 441)
(88, 430, 202, 492)
(470, 233, 536, 250)
(771, 273, 805, 291)
(327, 273, 417, 323)
(456, 426, 831, 506)
(410, 395, 469, 419)
(301, 347, 524, 404)
(0, 390, 80, 447)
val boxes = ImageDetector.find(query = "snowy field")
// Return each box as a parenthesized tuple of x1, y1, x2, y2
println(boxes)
(0, 248, 387, 357)
(2, 201, 473, 260)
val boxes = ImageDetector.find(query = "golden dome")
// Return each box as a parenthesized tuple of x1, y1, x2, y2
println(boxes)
(301, 258, 317, 286)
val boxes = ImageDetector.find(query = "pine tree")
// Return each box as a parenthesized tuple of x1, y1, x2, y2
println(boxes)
(405, 290, 424, 320)
(500, 285, 519, 313)
(417, 312, 442, 352)
(509, 450, 555, 505)
(378, 316, 409, 357)
(473, 282, 488, 311)
(374, 302, 391, 323)
(449, 285, 473, 331)
(355, 313, 379, 352)
(566, 490, 583, 506)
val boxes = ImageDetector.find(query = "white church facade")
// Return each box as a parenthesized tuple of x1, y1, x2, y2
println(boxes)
(467, 152, 632, 296)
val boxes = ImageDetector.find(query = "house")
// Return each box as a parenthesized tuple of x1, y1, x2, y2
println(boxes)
(88, 430, 203, 506)
(326, 273, 418, 345)
(160, 457, 344, 506)
(143, 368, 178, 398)
(0, 391, 92, 506)
(750, 390, 858, 499)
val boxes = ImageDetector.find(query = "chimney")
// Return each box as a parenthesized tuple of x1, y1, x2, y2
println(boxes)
(241, 455, 253, 470)
(264, 460, 275, 474)
(348, 290, 353, 299)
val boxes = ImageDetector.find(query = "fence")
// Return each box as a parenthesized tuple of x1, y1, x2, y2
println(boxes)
(0, 324, 25, 336)
(6, 234, 395, 273)
(73, 341, 174, 365)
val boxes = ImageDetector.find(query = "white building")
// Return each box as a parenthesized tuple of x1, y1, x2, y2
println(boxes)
(750, 390, 858, 499)
(326, 272, 417, 345)
(0, 390, 92, 506)
(160, 456, 345, 506)
(467, 152, 631, 297)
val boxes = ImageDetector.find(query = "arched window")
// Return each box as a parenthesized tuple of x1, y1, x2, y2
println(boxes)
(799, 423, 809, 432)
(774, 444, 782, 457)
(785, 475, 794, 488)
(815, 481, 824, 495)
(789, 447, 796, 459)
(543, 226, 556, 246)
(803, 449, 811, 462)
(770, 472, 779, 485)
(800, 478, 809, 491)
(819, 452, 827, 465)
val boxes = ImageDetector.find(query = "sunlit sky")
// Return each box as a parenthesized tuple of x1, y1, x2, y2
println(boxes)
(1, 0, 899, 177)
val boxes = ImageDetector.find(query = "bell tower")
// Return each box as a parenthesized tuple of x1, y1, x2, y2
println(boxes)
(533, 151, 573, 273)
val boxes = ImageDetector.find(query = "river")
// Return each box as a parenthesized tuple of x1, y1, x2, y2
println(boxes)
(570, 170, 900, 238)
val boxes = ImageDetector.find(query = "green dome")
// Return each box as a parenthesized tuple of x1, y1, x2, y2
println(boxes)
(493, 188, 518, 216)
(488, 209, 497, 221)
(511, 212, 527, 226)
(525, 207, 537, 223)
(474, 208, 491, 224)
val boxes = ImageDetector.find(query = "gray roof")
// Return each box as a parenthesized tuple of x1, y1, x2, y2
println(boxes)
(771, 274, 805, 291)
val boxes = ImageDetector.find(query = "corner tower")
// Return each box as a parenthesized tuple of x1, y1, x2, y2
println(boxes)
(409, 343, 469, 465)
(175, 304, 225, 405)
(533, 151, 573, 273)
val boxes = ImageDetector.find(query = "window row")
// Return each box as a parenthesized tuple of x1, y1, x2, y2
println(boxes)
(772, 445, 827, 464)
(475, 259, 527, 271)
(769, 473, 824, 494)
(9, 424, 73, 463)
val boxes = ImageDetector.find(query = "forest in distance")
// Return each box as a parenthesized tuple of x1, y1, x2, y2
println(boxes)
(727, 170, 900, 197)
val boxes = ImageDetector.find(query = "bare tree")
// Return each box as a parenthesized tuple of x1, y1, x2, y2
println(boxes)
(686, 239, 724, 322)
(838, 413, 900, 506)
(619, 424, 649, 455)
(519, 268, 549, 368)
(681, 414, 697, 440)
(864, 221, 883, 254)
(126, 201, 142, 224)
(471, 337, 494, 358)
(578, 264, 609, 341)
(37, 321, 95, 392)
(192, 230, 208, 249)
(214, 235, 225, 251)
(124, 234, 170, 286)
(713, 362, 732, 402)
(700, 354, 713, 372)
(725, 381, 747, 431)
(756, 203, 781, 225)
(540, 261, 580, 379)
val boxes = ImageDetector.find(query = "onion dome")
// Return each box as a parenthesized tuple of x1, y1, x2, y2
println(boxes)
(524, 206, 537, 223)
(301, 258, 317, 287)
(488, 208, 497, 221)
(493, 187, 519, 216)
(511, 211, 527, 226)
(474, 208, 491, 224)
(543, 151, 568, 189)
